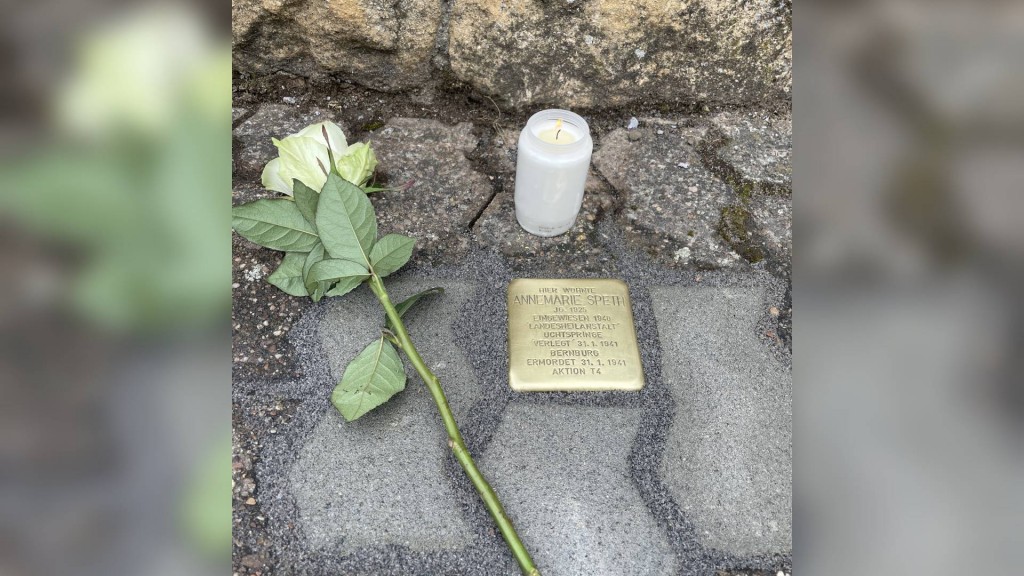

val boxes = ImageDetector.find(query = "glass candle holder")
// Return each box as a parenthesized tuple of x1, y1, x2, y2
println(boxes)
(514, 109, 594, 237)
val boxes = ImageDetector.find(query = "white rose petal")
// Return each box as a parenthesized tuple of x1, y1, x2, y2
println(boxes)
(260, 157, 291, 194)
(297, 120, 348, 152)
(260, 120, 379, 194)
(274, 135, 331, 192)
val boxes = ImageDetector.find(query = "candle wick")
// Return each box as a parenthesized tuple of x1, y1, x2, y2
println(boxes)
(556, 128, 562, 140)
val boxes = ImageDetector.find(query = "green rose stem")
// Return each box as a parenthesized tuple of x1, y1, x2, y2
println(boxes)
(236, 132, 537, 573)
(367, 273, 541, 576)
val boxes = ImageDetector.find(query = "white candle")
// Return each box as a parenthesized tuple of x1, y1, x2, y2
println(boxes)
(514, 109, 593, 237)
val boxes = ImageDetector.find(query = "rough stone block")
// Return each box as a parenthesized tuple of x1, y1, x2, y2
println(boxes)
(232, 0, 441, 91)
(448, 0, 791, 108)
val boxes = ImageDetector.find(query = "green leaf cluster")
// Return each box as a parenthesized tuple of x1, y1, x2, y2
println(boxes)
(232, 171, 430, 421)
(232, 174, 413, 302)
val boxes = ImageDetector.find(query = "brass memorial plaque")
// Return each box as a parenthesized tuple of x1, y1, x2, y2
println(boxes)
(507, 278, 644, 391)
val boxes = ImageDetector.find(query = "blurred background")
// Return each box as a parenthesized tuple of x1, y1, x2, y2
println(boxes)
(0, 1, 229, 575)
(0, 0, 1021, 575)
(796, 0, 1024, 574)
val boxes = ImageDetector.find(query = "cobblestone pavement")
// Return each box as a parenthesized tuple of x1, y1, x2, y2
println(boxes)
(232, 102, 792, 575)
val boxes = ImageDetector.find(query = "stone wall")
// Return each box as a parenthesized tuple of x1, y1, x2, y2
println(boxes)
(232, 0, 791, 109)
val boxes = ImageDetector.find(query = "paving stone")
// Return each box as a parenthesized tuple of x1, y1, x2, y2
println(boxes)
(711, 111, 792, 193)
(232, 107, 248, 124)
(651, 285, 792, 557)
(747, 193, 793, 275)
(490, 127, 521, 174)
(288, 277, 480, 554)
(368, 118, 492, 263)
(479, 403, 677, 576)
(593, 125, 745, 269)
(232, 182, 276, 206)
(473, 173, 617, 268)
(233, 105, 337, 176)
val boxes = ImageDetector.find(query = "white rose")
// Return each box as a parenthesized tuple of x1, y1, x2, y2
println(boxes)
(260, 121, 378, 194)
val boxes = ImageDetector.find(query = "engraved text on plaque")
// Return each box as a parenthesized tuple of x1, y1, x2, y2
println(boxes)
(507, 278, 644, 391)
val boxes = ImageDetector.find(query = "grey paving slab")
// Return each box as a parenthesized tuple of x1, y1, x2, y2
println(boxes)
(747, 193, 793, 275)
(593, 125, 746, 269)
(651, 285, 792, 557)
(288, 278, 481, 554)
(479, 403, 677, 576)
(368, 118, 493, 263)
(711, 111, 792, 193)
(233, 104, 338, 176)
